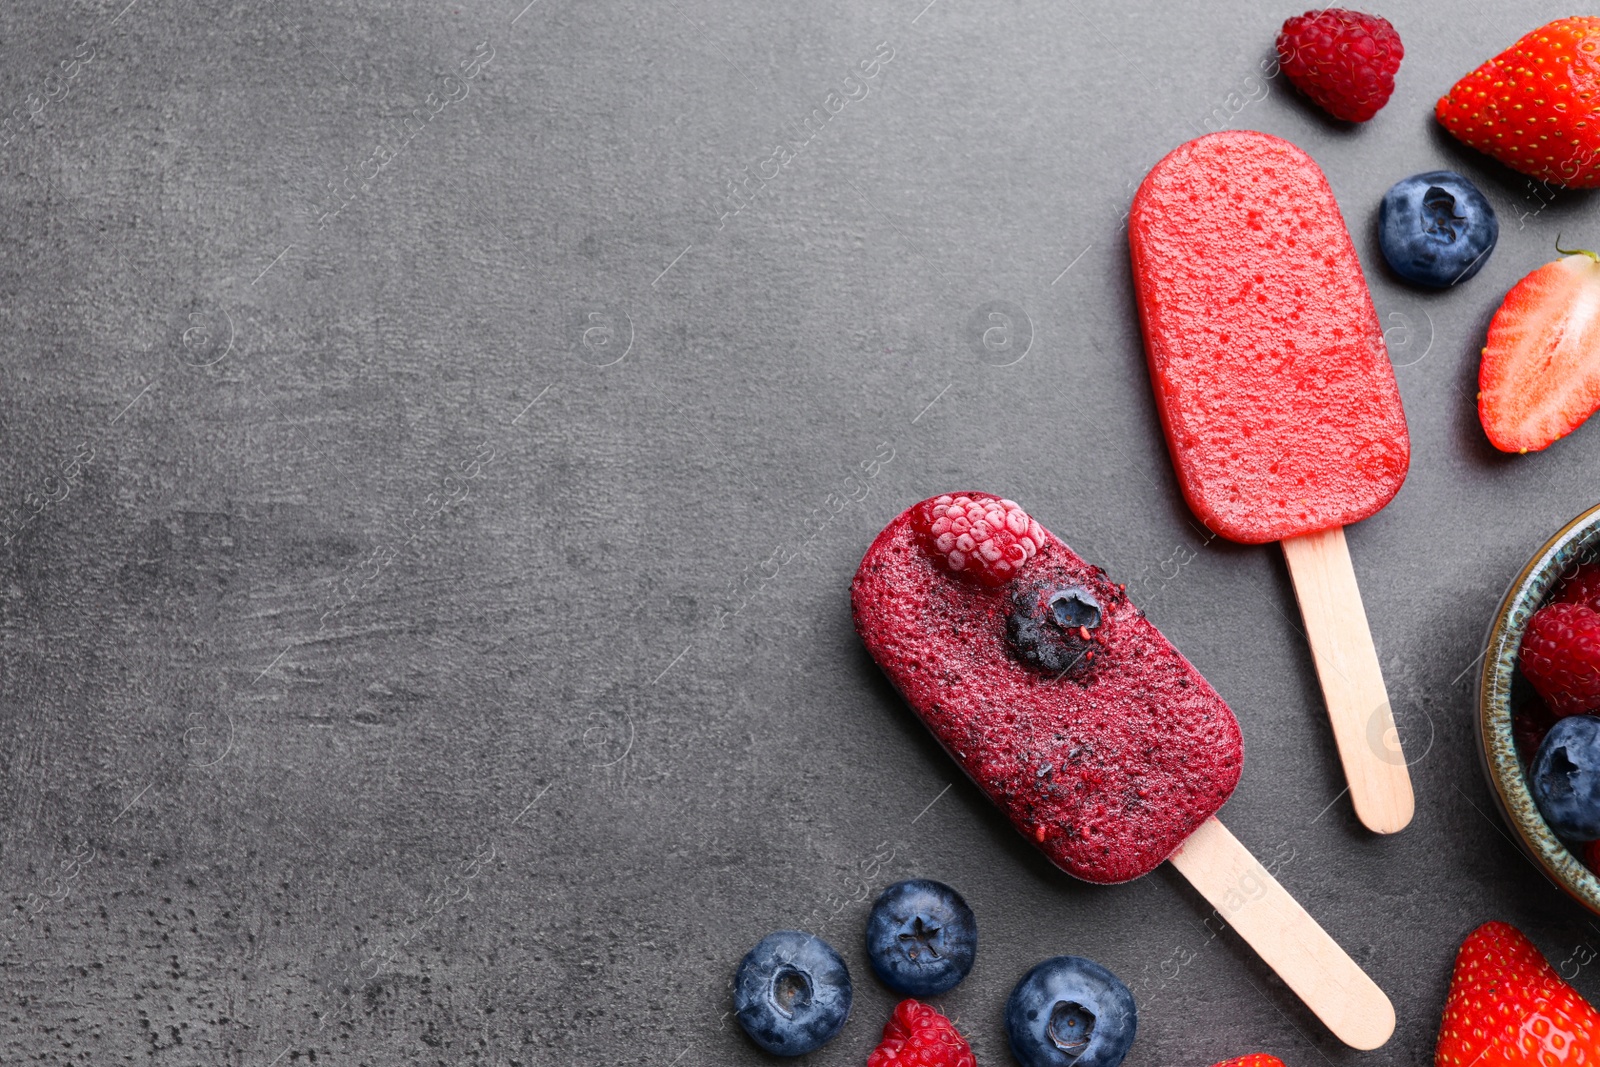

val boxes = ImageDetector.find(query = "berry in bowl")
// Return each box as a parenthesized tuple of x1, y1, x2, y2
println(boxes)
(1478, 502, 1600, 914)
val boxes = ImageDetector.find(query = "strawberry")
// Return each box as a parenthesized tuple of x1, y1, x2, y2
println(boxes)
(1212, 1057, 1286, 1067)
(1521, 601, 1600, 716)
(1436, 921, 1600, 1067)
(1276, 10, 1404, 122)
(867, 999, 976, 1067)
(1478, 250, 1600, 453)
(1436, 18, 1600, 188)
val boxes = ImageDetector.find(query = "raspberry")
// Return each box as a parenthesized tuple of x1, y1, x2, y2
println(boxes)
(867, 999, 976, 1067)
(1520, 602, 1600, 717)
(1513, 696, 1558, 764)
(1276, 9, 1403, 123)
(1556, 563, 1600, 614)
(913, 493, 1044, 587)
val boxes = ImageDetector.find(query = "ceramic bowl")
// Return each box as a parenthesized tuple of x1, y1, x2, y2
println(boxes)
(1477, 501, 1600, 917)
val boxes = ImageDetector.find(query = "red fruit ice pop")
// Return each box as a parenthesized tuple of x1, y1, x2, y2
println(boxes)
(852, 492, 1394, 1050)
(1129, 130, 1414, 834)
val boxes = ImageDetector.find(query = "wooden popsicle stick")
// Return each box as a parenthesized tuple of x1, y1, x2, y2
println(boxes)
(1169, 816, 1395, 1050)
(1280, 525, 1414, 834)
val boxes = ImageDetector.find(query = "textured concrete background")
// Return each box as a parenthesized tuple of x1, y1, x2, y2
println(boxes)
(2, 0, 1599, 1063)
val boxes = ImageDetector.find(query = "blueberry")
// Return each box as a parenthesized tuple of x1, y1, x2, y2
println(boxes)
(865, 879, 977, 996)
(1529, 715, 1600, 841)
(732, 931, 852, 1056)
(1006, 956, 1138, 1067)
(1007, 582, 1103, 675)
(1378, 171, 1498, 288)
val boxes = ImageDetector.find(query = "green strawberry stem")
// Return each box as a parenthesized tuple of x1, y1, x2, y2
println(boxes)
(1555, 236, 1600, 262)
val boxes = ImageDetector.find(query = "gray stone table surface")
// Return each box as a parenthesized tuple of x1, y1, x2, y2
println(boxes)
(1, 0, 1597, 1063)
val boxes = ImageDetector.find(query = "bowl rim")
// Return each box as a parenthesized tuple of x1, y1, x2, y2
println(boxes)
(1477, 500, 1600, 915)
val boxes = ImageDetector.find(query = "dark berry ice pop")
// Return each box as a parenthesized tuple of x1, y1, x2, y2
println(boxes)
(853, 493, 1240, 884)
(1130, 131, 1414, 834)
(853, 492, 1393, 1049)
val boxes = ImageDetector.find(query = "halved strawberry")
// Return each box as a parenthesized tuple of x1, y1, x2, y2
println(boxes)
(1478, 251, 1600, 453)
(1211, 1056, 1285, 1067)
(1436, 18, 1600, 188)
(1436, 921, 1600, 1067)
